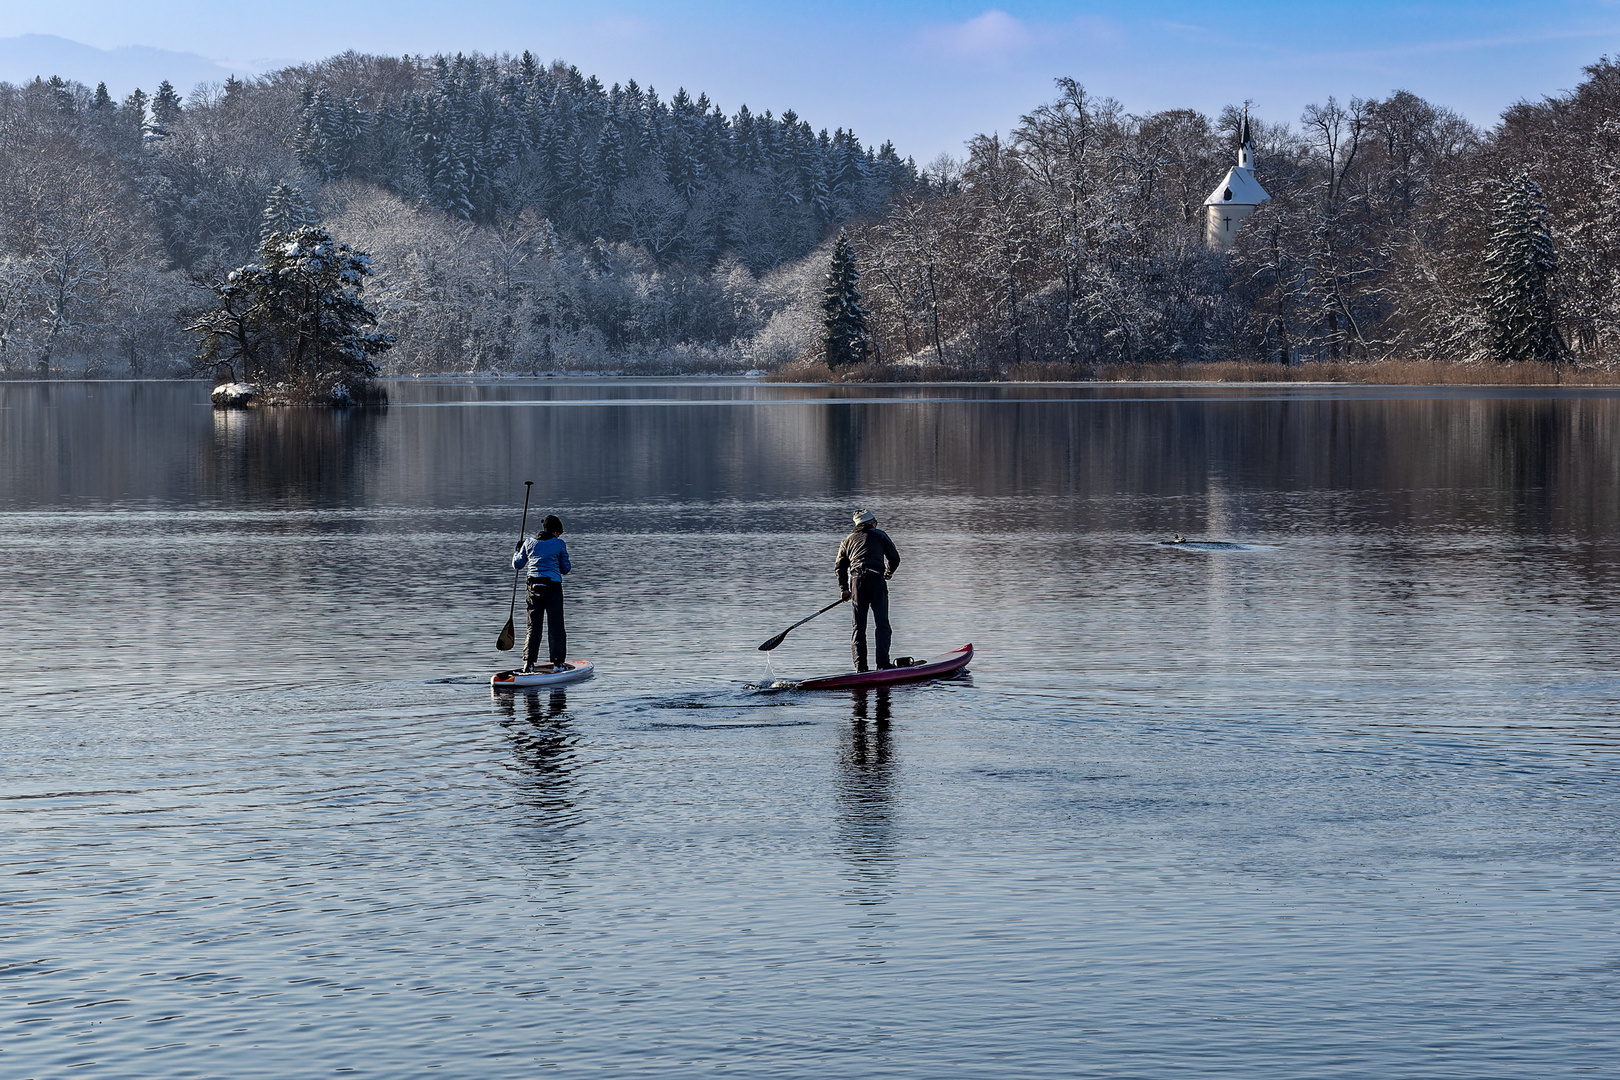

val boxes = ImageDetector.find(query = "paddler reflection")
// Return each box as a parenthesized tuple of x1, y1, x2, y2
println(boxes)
(492, 688, 580, 827)
(836, 687, 897, 900)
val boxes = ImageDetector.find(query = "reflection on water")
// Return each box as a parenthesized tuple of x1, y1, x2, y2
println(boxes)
(2, 379, 1620, 1077)
(836, 689, 897, 903)
(5, 382, 1620, 543)
(493, 688, 580, 831)
(208, 403, 386, 505)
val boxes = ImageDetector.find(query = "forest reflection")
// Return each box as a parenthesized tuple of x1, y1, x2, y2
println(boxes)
(3, 383, 1618, 542)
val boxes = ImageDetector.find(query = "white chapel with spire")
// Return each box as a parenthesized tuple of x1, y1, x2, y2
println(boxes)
(1204, 109, 1270, 251)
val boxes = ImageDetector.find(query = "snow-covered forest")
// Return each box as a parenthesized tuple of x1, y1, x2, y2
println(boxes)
(852, 63, 1620, 371)
(2, 49, 1619, 378)
(0, 51, 914, 376)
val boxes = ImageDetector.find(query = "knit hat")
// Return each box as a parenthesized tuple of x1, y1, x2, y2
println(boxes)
(852, 509, 877, 526)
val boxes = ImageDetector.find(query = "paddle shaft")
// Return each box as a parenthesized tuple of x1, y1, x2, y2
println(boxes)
(498, 482, 534, 650)
(758, 597, 848, 651)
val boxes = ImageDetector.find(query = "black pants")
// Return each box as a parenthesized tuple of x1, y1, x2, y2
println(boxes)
(524, 579, 566, 666)
(850, 573, 891, 671)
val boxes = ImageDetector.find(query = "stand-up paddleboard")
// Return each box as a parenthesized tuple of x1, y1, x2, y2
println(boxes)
(491, 660, 595, 689)
(796, 644, 972, 691)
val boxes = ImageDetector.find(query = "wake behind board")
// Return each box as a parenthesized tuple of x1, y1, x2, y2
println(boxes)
(491, 660, 594, 689)
(796, 644, 972, 691)
(1161, 539, 1272, 552)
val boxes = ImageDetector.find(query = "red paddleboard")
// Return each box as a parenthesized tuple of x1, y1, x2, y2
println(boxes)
(796, 644, 973, 690)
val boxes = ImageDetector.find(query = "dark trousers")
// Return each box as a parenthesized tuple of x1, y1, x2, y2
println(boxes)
(524, 579, 566, 666)
(850, 573, 891, 671)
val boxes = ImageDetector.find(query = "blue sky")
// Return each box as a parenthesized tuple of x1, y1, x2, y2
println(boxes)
(3, 2, 1618, 161)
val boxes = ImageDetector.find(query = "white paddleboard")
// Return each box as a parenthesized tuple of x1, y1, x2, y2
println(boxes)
(491, 660, 595, 688)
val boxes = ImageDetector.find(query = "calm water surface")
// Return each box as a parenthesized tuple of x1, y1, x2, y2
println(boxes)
(2, 379, 1618, 1077)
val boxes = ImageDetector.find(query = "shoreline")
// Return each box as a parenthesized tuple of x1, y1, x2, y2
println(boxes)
(7, 369, 1620, 390)
(6, 379, 1620, 390)
(9, 362, 1620, 393)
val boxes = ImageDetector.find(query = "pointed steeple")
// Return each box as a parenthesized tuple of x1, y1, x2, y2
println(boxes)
(1203, 103, 1270, 252)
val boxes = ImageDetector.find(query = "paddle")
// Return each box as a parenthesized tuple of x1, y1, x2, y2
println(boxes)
(758, 597, 848, 651)
(495, 481, 535, 651)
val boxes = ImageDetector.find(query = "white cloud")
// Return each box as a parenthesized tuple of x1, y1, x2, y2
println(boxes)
(917, 9, 1035, 63)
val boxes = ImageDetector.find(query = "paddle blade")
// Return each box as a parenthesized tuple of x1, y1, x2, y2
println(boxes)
(496, 616, 516, 652)
(757, 631, 788, 652)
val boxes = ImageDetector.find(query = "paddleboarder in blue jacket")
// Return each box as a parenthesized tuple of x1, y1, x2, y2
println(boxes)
(836, 509, 901, 671)
(513, 514, 571, 673)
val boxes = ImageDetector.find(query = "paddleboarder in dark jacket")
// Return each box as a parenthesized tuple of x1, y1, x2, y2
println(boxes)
(836, 509, 901, 671)
(512, 514, 571, 673)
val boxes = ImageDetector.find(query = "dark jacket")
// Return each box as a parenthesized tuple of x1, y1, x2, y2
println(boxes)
(836, 526, 900, 591)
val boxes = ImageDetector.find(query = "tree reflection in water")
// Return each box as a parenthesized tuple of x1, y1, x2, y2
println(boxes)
(836, 688, 898, 907)
(209, 403, 385, 506)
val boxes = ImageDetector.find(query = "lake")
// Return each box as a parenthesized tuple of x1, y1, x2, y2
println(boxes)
(2, 378, 1618, 1077)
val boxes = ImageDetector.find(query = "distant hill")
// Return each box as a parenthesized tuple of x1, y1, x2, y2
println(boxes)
(0, 34, 265, 97)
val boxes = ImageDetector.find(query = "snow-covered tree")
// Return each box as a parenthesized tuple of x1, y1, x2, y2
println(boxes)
(260, 181, 319, 244)
(118, 88, 147, 138)
(44, 76, 76, 116)
(1483, 172, 1565, 364)
(294, 85, 367, 181)
(188, 226, 393, 397)
(821, 231, 870, 367)
(149, 80, 182, 136)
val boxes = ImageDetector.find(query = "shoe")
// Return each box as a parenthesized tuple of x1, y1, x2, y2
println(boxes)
(551, 662, 569, 672)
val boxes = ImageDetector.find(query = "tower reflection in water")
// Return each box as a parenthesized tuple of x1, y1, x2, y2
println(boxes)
(491, 688, 582, 833)
(836, 688, 898, 907)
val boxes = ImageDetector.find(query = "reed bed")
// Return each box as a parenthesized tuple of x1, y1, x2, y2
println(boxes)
(766, 358, 1620, 385)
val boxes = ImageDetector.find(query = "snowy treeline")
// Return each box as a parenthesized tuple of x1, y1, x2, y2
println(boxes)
(0, 52, 914, 376)
(854, 62, 1620, 369)
(8, 48, 1620, 379)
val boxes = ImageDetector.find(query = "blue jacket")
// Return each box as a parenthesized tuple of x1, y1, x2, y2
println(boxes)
(513, 535, 571, 582)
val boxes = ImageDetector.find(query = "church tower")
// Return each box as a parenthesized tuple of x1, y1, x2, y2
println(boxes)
(1204, 109, 1270, 252)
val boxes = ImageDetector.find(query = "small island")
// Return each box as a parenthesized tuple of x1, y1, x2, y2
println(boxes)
(195, 225, 392, 407)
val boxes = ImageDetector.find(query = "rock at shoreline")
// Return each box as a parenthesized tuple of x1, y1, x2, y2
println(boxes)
(211, 382, 260, 407)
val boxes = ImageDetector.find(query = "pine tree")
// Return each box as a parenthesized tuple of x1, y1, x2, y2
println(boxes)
(260, 181, 319, 243)
(45, 76, 76, 115)
(295, 86, 363, 180)
(188, 226, 393, 394)
(596, 117, 627, 190)
(119, 88, 147, 138)
(821, 231, 871, 368)
(568, 134, 599, 210)
(92, 82, 113, 112)
(149, 80, 182, 134)
(1483, 172, 1566, 364)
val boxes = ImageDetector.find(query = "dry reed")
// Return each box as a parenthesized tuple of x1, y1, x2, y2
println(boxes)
(767, 358, 1620, 386)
